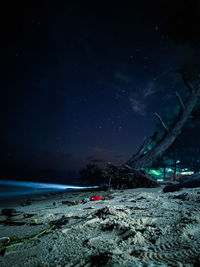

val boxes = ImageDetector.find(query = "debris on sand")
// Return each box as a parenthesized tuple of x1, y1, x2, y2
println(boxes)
(1, 187, 200, 266)
(103, 163, 159, 189)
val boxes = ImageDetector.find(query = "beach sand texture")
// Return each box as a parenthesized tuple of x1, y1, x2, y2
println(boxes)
(0, 186, 200, 267)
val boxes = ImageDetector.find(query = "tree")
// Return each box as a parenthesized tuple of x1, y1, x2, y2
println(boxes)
(147, 104, 200, 181)
(145, 155, 169, 180)
(164, 112, 200, 175)
(125, 0, 200, 170)
(80, 164, 104, 185)
(126, 78, 200, 169)
(103, 1, 200, 188)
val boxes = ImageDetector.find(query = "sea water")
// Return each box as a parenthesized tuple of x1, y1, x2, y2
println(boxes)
(0, 179, 97, 200)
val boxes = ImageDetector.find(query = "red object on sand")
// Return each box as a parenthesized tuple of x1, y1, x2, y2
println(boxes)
(91, 195, 101, 201)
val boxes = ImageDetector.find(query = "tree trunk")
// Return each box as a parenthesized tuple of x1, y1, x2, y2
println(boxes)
(104, 74, 200, 189)
(173, 160, 177, 181)
(193, 160, 198, 174)
(163, 166, 166, 180)
(127, 86, 200, 169)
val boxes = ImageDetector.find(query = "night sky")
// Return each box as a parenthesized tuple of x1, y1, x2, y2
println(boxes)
(0, 1, 196, 183)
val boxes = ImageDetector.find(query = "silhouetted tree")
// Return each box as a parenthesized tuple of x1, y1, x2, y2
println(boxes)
(104, 1, 200, 187)
(80, 164, 104, 185)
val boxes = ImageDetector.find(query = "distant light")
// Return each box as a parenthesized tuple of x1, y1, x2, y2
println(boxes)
(180, 171, 194, 175)
(166, 168, 173, 172)
(149, 170, 160, 176)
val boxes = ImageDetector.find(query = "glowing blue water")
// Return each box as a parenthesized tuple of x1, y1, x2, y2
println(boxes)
(0, 180, 98, 199)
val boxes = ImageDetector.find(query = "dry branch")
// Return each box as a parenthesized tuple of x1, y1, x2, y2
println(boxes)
(174, 91, 185, 111)
(154, 112, 169, 132)
(179, 70, 194, 92)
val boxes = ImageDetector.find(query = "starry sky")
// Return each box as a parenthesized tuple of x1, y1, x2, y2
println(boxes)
(0, 1, 195, 183)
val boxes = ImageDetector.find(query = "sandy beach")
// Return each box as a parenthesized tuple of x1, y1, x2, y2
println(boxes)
(0, 185, 200, 267)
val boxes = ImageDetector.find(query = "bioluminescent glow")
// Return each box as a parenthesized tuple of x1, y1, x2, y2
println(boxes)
(0, 179, 98, 190)
(0, 180, 98, 199)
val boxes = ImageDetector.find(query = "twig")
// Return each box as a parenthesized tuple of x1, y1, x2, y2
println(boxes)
(179, 70, 194, 92)
(174, 91, 185, 111)
(154, 112, 169, 132)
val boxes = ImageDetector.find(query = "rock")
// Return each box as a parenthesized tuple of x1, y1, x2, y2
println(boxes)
(178, 173, 200, 184)
(181, 176, 200, 188)
(163, 184, 181, 193)
(163, 174, 200, 193)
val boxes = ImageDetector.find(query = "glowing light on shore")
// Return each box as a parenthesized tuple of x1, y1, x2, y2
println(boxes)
(0, 179, 98, 190)
(0, 180, 98, 199)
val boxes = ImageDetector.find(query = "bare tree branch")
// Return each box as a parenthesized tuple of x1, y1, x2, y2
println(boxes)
(123, 164, 134, 170)
(135, 136, 151, 154)
(127, 134, 156, 163)
(154, 112, 169, 132)
(127, 82, 200, 169)
(105, 74, 200, 189)
(174, 91, 185, 111)
(179, 70, 194, 92)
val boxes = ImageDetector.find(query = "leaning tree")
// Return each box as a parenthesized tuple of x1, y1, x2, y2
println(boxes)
(104, 1, 200, 189)
(104, 72, 200, 189)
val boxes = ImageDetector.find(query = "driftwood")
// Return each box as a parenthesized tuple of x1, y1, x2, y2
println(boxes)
(103, 163, 159, 189)
(104, 72, 200, 189)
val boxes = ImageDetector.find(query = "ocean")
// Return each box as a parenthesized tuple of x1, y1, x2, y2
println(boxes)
(0, 180, 97, 200)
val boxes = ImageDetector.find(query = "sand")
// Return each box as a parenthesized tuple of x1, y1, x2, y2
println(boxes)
(0, 186, 200, 267)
